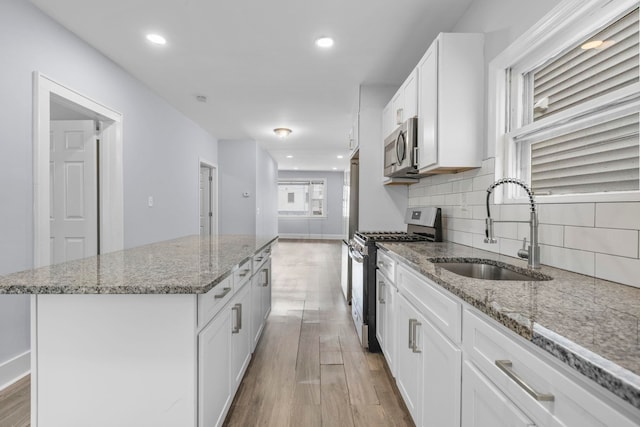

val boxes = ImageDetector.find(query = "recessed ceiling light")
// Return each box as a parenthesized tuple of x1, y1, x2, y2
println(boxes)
(293, 167, 299, 170)
(146, 34, 167, 45)
(286, 155, 293, 158)
(332, 167, 337, 170)
(274, 127, 292, 138)
(315, 37, 334, 48)
(337, 155, 343, 159)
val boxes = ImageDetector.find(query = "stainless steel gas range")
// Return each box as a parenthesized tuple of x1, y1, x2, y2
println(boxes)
(348, 206, 442, 351)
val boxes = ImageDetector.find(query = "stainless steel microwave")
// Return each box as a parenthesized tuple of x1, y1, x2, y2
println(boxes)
(384, 117, 418, 178)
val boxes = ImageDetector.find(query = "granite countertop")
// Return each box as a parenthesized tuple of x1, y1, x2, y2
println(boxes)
(378, 241, 640, 411)
(0, 235, 277, 295)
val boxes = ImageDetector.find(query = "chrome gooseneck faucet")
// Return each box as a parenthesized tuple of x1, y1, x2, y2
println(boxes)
(485, 178, 540, 269)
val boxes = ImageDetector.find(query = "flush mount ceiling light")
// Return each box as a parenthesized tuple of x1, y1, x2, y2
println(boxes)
(332, 167, 337, 170)
(315, 37, 334, 48)
(337, 155, 344, 159)
(146, 33, 167, 45)
(286, 155, 293, 158)
(581, 40, 604, 49)
(274, 127, 292, 138)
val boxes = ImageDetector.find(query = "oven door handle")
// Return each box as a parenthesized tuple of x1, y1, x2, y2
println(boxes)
(348, 246, 365, 263)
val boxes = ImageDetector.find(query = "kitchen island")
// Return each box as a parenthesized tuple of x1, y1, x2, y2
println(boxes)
(0, 234, 277, 427)
(378, 241, 640, 425)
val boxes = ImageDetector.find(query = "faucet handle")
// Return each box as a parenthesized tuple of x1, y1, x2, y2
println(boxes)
(518, 237, 529, 259)
(521, 237, 527, 250)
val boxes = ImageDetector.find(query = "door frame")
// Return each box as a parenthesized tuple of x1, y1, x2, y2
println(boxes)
(33, 72, 124, 267)
(198, 158, 218, 236)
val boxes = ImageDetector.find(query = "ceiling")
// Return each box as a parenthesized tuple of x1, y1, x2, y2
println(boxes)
(31, 0, 472, 171)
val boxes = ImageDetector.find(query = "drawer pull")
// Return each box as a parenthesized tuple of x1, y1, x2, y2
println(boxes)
(255, 256, 264, 262)
(239, 268, 251, 277)
(411, 320, 422, 354)
(495, 360, 554, 402)
(214, 287, 232, 300)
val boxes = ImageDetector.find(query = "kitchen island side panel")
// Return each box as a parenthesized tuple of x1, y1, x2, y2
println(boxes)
(32, 294, 197, 427)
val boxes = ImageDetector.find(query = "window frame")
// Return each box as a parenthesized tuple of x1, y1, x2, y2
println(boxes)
(277, 178, 328, 218)
(490, 0, 640, 205)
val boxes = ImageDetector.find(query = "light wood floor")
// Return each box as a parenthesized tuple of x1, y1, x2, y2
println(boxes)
(224, 240, 414, 426)
(0, 375, 29, 427)
(0, 240, 413, 427)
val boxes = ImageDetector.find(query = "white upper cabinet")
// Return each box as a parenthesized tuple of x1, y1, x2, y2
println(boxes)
(391, 68, 418, 128)
(416, 33, 484, 174)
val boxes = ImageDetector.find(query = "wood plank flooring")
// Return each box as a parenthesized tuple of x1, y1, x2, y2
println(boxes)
(0, 240, 413, 427)
(224, 240, 414, 426)
(0, 375, 29, 427)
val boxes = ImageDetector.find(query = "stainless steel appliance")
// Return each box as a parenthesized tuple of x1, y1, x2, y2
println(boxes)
(341, 153, 359, 304)
(384, 117, 419, 178)
(348, 206, 442, 351)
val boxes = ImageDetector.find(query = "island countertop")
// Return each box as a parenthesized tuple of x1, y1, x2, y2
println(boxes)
(378, 241, 640, 411)
(0, 234, 277, 295)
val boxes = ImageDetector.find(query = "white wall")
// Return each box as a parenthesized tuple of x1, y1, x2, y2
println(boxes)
(218, 140, 278, 237)
(358, 85, 409, 231)
(278, 171, 345, 239)
(409, 0, 640, 288)
(0, 0, 217, 381)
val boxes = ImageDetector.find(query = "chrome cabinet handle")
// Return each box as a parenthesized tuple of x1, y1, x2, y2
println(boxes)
(255, 256, 264, 262)
(411, 320, 422, 353)
(263, 269, 269, 287)
(377, 260, 385, 268)
(378, 281, 385, 303)
(214, 287, 232, 300)
(495, 360, 554, 402)
(239, 268, 251, 277)
(408, 319, 415, 349)
(237, 303, 242, 330)
(231, 305, 240, 334)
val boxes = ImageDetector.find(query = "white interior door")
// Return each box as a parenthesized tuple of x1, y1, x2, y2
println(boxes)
(50, 120, 98, 264)
(200, 165, 212, 237)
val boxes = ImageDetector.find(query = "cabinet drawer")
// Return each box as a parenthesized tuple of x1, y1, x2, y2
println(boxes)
(396, 264, 461, 344)
(233, 258, 252, 290)
(252, 245, 271, 271)
(376, 249, 395, 282)
(463, 308, 638, 427)
(198, 275, 233, 328)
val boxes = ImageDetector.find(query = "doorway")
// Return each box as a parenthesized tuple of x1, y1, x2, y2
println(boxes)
(199, 160, 218, 237)
(34, 73, 124, 267)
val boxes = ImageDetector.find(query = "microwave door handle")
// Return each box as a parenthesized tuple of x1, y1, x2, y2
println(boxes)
(413, 146, 419, 167)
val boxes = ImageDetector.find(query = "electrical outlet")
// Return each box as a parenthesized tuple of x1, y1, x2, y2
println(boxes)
(148, 196, 154, 207)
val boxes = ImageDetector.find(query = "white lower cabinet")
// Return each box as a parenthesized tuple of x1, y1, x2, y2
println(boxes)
(462, 360, 535, 427)
(198, 305, 233, 427)
(230, 282, 252, 393)
(387, 260, 640, 427)
(396, 293, 425, 423)
(251, 257, 272, 352)
(375, 270, 386, 352)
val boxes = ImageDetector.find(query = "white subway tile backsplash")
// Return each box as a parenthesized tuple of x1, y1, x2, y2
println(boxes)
(564, 227, 638, 258)
(467, 190, 487, 206)
(596, 203, 640, 230)
(445, 193, 461, 206)
(495, 222, 518, 239)
(499, 238, 525, 260)
(538, 224, 564, 247)
(500, 204, 530, 222)
(540, 245, 595, 276)
(595, 254, 640, 288)
(448, 230, 473, 246)
(538, 203, 594, 227)
(472, 173, 495, 191)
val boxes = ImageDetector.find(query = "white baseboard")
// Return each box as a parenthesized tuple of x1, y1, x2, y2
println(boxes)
(0, 351, 30, 391)
(278, 233, 344, 240)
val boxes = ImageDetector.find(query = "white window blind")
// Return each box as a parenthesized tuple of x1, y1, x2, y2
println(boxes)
(531, 8, 639, 121)
(526, 113, 640, 195)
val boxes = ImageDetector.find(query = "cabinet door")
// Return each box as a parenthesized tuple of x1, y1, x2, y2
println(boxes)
(231, 282, 252, 393)
(250, 272, 264, 352)
(261, 258, 272, 322)
(382, 101, 394, 139)
(395, 294, 424, 424)
(462, 361, 535, 427)
(417, 40, 438, 170)
(421, 318, 462, 427)
(199, 309, 232, 427)
(383, 282, 397, 377)
(403, 69, 418, 119)
(375, 271, 386, 351)
(391, 89, 404, 126)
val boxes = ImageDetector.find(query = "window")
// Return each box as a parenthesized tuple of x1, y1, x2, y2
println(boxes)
(278, 179, 326, 217)
(492, 0, 640, 203)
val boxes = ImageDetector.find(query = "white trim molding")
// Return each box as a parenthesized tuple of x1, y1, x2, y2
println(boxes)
(0, 351, 30, 391)
(33, 72, 124, 267)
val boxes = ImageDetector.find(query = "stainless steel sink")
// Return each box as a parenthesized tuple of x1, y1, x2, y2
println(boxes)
(433, 260, 552, 281)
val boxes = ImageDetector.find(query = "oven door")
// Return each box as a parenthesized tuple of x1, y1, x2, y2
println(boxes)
(348, 245, 365, 347)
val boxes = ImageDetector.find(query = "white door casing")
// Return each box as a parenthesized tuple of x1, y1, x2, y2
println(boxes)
(34, 72, 124, 267)
(50, 120, 98, 264)
(198, 159, 218, 236)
